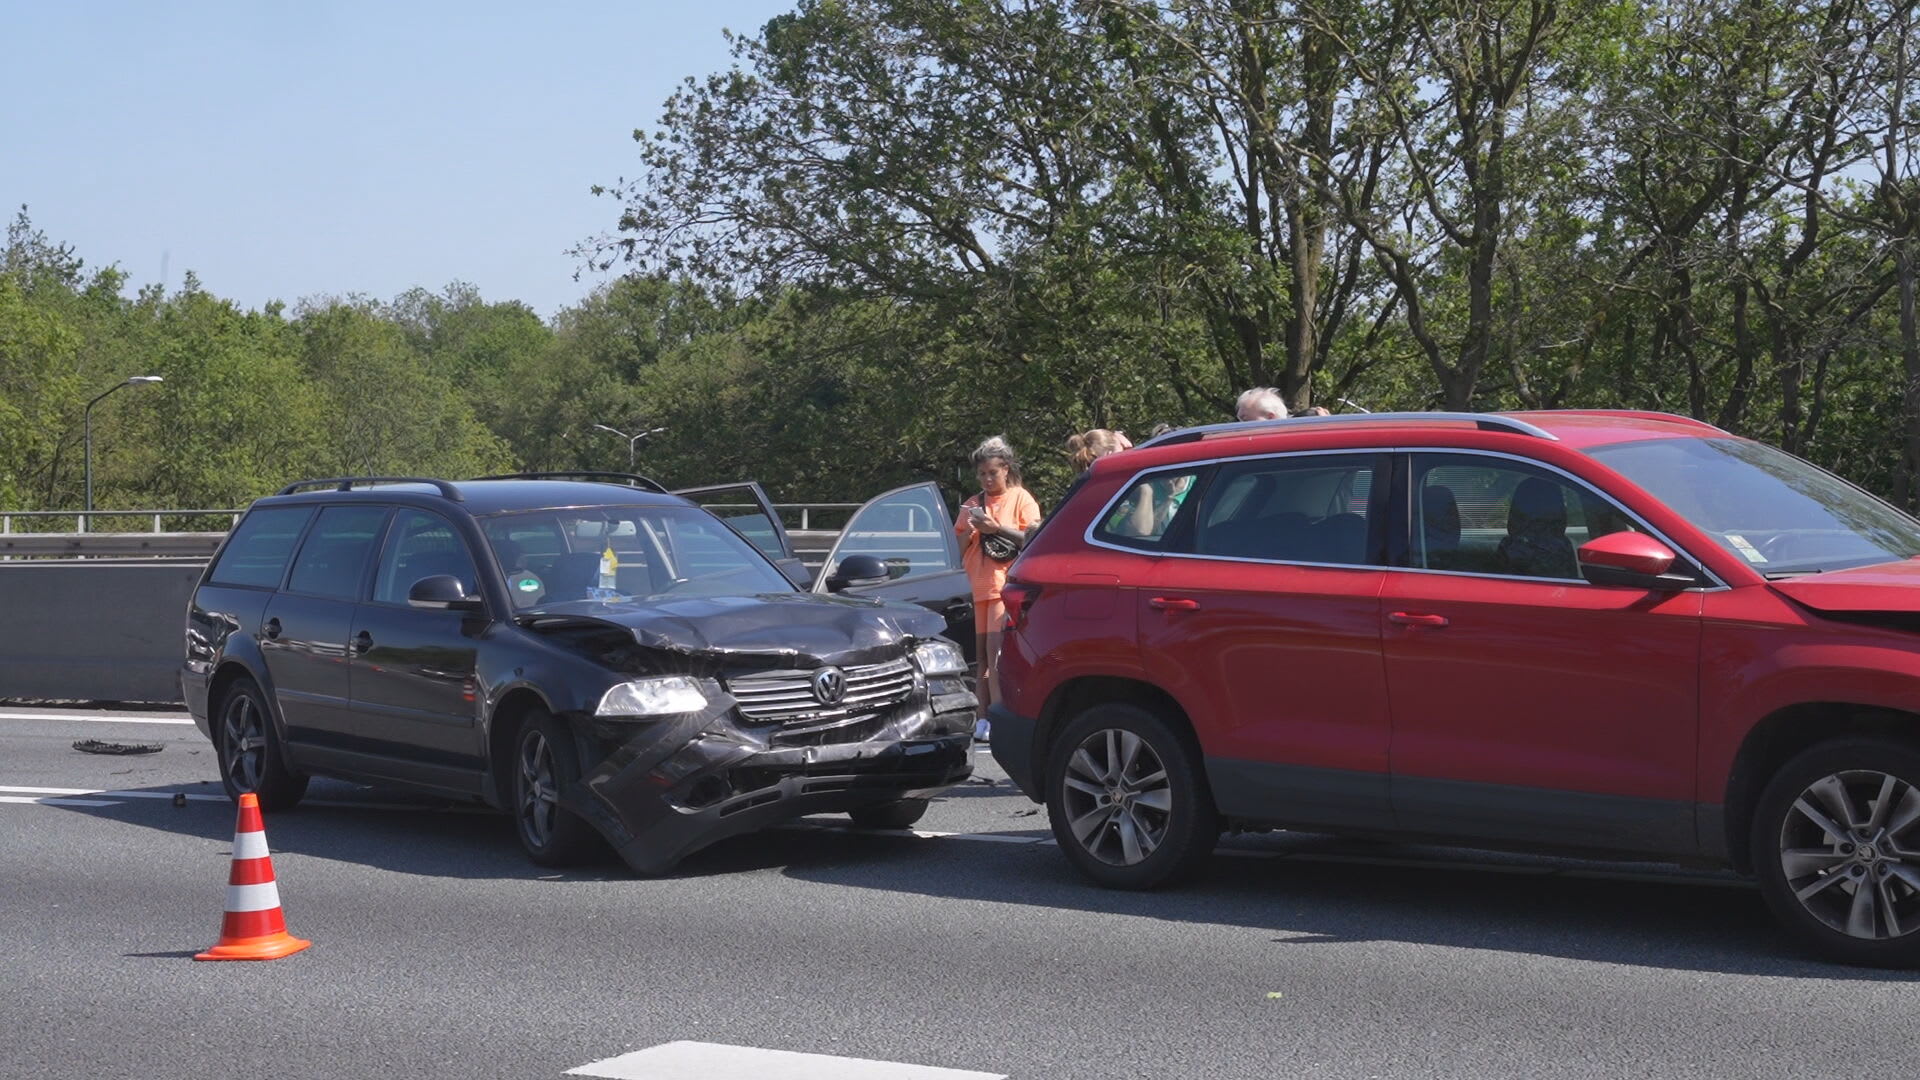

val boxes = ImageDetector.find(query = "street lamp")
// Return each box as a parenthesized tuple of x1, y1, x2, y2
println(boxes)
(590, 423, 667, 470)
(84, 375, 164, 521)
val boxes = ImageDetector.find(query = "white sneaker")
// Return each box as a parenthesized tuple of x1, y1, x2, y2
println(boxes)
(973, 717, 991, 742)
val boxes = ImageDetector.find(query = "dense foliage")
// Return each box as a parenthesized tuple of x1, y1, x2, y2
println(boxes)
(6, 0, 1920, 518)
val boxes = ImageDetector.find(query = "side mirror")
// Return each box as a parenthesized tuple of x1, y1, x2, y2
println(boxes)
(1577, 531, 1690, 590)
(825, 554, 891, 593)
(883, 556, 912, 581)
(407, 574, 483, 612)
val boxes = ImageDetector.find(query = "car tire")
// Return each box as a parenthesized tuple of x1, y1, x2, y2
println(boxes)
(511, 709, 600, 867)
(215, 675, 309, 811)
(1751, 737, 1920, 968)
(1045, 703, 1218, 889)
(848, 798, 930, 830)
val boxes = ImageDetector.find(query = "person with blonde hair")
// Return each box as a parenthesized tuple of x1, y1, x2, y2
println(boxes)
(1065, 428, 1132, 474)
(954, 435, 1042, 732)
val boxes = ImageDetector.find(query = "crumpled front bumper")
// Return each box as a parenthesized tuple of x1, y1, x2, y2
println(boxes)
(563, 680, 976, 873)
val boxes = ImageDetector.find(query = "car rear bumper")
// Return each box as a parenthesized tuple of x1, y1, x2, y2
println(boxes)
(569, 684, 976, 873)
(987, 702, 1041, 801)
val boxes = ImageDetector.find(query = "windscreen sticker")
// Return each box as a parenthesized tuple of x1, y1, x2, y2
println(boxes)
(1725, 533, 1768, 563)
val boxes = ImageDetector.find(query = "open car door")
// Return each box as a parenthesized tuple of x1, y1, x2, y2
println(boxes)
(812, 481, 974, 660)
(671, 481, 812, 588)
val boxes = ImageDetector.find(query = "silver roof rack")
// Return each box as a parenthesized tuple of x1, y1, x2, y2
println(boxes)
(276, 477, 465, 501)
(1137, 411, 1559, 449)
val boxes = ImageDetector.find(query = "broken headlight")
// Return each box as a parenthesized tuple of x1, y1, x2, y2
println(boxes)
(596, 676, 708, 717)
(911, 640, 968, 676)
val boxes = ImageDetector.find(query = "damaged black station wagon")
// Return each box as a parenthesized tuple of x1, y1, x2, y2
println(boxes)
(182, 475, 977, 871)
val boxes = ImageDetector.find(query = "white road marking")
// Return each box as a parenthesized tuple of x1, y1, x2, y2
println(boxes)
(0, 795, 120, 807)
(566, 1042, 1005, 1080)
(0, 784, 225, 803)
(0, 711, 195, 725)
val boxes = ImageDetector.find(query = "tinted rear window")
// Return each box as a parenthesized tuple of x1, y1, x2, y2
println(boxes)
(208, 506, 314, 589)
(286, 506, 390, 599)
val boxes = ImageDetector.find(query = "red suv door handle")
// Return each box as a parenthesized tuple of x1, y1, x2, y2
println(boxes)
(1150, 597, 1201, 612)
(1389, 611, 1449, 628)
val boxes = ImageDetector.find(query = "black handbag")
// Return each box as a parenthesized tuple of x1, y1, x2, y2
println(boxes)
(973, 497, 1020, 562)
(981, 529, 1019, 563)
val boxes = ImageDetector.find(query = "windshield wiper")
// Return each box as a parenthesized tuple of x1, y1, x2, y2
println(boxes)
(1762, 570, 1824, 580)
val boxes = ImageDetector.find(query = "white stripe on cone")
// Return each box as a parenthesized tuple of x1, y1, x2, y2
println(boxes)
(225, 881, 282, 913)
(232, 830, 270, 860)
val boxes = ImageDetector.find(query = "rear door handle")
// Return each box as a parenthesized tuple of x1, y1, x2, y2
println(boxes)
(352, 630, 374, 654)
(263, 618, 281, 640)
(1149, 597, 1200, 612)
(1388, 611, 1449, 628)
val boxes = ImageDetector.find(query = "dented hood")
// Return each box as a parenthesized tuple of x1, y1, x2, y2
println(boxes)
(516, 591, 945, 668)
(1770, 559, 1920, 614)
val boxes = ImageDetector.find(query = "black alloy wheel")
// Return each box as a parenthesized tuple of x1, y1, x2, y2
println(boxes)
(1753, 737, 1920, 968)
(848, 798, 930, 830)
(512, 709, 599, 867)
(1045, 703, 1218, 889)
(215, 675, 309, 811)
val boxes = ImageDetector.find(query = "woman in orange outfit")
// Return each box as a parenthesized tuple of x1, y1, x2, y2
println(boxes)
(954, 435, 1042, 730)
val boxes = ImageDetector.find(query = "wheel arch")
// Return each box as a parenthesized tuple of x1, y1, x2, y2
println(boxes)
(1036, 675, 1204, 775)
(486, 685, 557, 809)
(207, 660, 288, 744)
(1723, 702, 1920, 873)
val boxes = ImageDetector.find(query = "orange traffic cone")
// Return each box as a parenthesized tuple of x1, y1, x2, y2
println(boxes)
(194, 793, 311, 961)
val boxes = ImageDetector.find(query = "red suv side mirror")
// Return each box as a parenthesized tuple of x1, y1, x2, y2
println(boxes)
(1577, 531, 1688, 590)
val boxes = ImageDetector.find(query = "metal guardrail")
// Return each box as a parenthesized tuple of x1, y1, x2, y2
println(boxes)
(1, 533, 228, 558)
(1, 502, 863, 534)
(1, 509, 242, 534)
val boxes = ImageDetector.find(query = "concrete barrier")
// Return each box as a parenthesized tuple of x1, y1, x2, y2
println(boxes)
(0, 562, 202, 703)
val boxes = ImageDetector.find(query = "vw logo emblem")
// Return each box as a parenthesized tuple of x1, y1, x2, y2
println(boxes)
(811, 666, 847, 706)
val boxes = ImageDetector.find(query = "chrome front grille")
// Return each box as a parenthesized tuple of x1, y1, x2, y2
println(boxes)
(726, 658, 917, 724)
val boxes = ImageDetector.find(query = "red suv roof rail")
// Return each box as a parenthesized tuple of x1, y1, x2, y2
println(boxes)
(1138, 411, 1559, 449)
(1527, 409, 1728, 434)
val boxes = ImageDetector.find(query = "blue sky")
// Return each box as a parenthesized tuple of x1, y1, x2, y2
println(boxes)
(2, 1, 794, 317)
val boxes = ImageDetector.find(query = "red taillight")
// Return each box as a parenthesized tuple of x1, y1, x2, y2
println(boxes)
(1001, 581, 1040, 630)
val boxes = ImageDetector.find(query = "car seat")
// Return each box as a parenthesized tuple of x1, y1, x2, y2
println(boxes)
(1497, 477, 1577, 578)
(1421, 485, 1462, 569)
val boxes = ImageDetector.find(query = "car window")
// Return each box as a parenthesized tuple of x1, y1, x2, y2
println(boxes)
(285, 506, 390, 599)
(484, 504, 792, 609)
(1184, 455, 1380, 566)
(208, 506, 314, 589)
(1588, 436, 1920, 576)
(674, 487, 789, 561)
(1411, 454, 1634, 580)
(1093, 468, 1205, 550)
(374, 510, 479, 605)
(830, 485, 957, 581)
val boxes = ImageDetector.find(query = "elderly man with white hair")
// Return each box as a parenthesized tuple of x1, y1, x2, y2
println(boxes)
(1235, 387, 1289, 421)
(1234, 387, 1330, 422)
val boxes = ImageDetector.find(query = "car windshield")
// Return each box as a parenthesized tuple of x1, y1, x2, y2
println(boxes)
(480, 504, 794, 608)
(1586, 436, 1920, 577)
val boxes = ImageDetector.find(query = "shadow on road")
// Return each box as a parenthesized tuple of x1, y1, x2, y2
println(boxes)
(49, 780, 1920, 981)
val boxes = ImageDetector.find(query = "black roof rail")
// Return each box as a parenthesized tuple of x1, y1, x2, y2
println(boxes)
(1138, 411, 1560, 449)
(276, 477, 465, 501)
(469, 471, 669, 494)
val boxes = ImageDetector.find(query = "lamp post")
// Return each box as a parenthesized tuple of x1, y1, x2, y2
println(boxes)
(84, 375, 164, 524)
(590, 423, 667, 470)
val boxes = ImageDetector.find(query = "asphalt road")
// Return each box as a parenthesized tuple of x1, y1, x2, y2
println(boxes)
(2, 707, 1915, 1080)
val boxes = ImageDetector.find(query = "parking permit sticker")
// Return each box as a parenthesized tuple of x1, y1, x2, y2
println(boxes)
(515, 576, 541, 593)
(1726, 533, 1768, 563)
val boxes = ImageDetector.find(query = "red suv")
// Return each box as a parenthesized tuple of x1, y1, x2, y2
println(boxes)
(990, 410, 1920, 966)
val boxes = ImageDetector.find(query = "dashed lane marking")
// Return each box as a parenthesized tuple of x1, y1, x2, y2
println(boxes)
(0, 784, 226, 803)
(0, 783, 495, 814)
(566, 1042, 1005, 1080)
(0, 711, 196, 725)
(0, 795, 120, 807)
